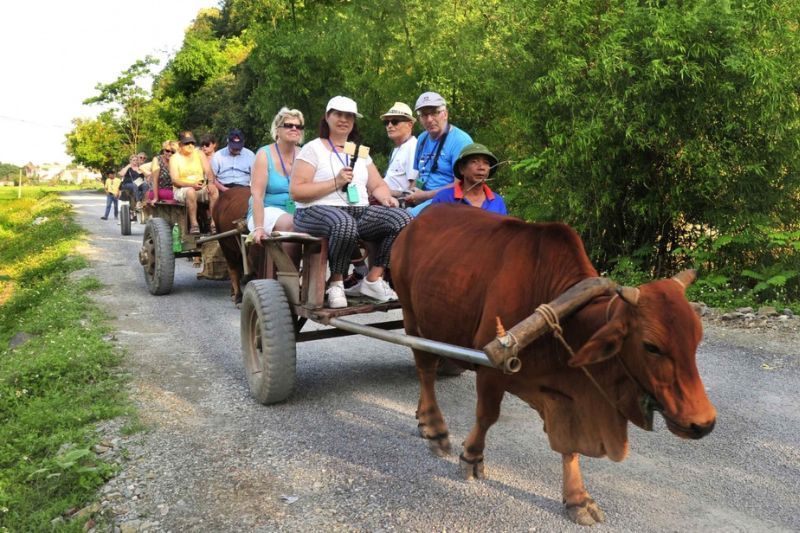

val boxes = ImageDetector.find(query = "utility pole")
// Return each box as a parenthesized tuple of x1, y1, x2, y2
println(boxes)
(18, 168, 22, 199)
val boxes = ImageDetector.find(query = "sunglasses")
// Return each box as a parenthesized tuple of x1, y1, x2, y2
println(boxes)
(163, 149, 175, 154)
(201, 142, 213, 147)
(181, 141, 195, 146)
(383, 118, 410, 126)
(281, 123, 304, 130)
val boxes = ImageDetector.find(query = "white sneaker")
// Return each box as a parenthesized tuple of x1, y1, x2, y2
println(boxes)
(326, 281, 348, 308)
(344, 280, 363, 297)
(358, 278, 398, 303)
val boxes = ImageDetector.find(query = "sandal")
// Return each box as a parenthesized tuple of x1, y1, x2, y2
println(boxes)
(189, 224, 201, 235)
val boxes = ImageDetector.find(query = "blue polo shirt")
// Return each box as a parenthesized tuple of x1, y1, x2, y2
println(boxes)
(430, 181, 507, 215)
(413, 124, 472, 191)
(211, 146, 255, 187)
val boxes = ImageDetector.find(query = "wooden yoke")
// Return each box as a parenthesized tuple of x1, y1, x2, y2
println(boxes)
(483, 277, 617, 373)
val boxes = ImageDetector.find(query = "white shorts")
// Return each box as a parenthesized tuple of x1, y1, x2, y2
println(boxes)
(247, 206, 289, 234)
(173, 186, 210, 203)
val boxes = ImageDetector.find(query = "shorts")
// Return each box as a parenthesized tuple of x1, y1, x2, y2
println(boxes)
(147, 188, 174, 201)
(173, 186, 210, 203)
(247, 206, 288, 234)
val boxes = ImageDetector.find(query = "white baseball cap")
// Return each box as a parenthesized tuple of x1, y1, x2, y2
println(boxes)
(326, 95, 363, 118)
(414, 91, 447, 111)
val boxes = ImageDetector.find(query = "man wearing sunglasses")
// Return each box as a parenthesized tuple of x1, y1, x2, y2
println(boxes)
(380, 102, 418, 199)
(405, 91, 473, 217)
(211, 128, 256, 194)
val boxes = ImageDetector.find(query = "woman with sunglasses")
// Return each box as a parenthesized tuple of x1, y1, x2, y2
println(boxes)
(147, 140, 178, 205)
(290, 96, 411, 308)
(249, 107, 305, 263)
(380, 102, 418, 198)
(169, 130, 219, 234)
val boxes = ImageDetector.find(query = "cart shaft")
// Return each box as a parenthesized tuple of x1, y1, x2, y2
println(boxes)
(326, 317, 494, 367)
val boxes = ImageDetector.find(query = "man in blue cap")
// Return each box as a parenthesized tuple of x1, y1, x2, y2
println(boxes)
(405, 91, 473, 216)
(211, 128, 255, 194)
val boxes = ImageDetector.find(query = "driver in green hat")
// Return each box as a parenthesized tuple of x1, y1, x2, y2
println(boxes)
(429, 143, 507, 214)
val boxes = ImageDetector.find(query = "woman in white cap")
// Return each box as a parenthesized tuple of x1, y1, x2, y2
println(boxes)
(290, 96, 412, 308)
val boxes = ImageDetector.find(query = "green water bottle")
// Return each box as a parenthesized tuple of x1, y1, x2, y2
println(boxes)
(172, 224, 182, 252)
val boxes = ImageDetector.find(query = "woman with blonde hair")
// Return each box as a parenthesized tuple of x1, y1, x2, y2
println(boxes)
(147, 140, 178, 204)
(249, 107, 305, 245)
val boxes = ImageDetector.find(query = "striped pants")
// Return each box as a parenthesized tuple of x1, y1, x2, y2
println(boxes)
(293, 205, 412, 275)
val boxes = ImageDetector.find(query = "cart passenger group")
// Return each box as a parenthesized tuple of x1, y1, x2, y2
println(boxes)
(102, 91, 507, 309)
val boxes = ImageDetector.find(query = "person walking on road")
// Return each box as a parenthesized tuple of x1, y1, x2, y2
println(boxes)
(101, 170, 121, 220)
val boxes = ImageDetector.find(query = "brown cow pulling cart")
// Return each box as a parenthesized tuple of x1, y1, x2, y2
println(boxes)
(240, 231, 617, 405)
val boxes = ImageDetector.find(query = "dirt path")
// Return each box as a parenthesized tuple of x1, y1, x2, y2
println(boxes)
(66, 191, 800, 532)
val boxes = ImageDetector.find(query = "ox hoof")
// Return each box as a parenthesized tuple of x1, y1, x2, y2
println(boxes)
(459, 454, 486, 480)
(565, 498, 605, 526)
(418, 426, 451, 456)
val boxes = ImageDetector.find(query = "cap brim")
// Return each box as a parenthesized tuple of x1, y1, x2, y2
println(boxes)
(380, 113, 415, 121)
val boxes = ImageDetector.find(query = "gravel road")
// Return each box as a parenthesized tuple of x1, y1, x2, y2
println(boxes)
(65, 191, 799, 532)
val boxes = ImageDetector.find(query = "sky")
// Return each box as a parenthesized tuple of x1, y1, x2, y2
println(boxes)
(0, 0, 220, 166)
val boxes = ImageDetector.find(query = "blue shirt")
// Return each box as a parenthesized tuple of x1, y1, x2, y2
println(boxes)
(413, 124, 472, 191)
(247, 144, 292, 219)
(430, 181, 508, 215)
(211, 146, 255, 186)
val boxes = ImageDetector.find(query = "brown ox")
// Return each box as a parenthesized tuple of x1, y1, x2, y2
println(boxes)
(390, 204, 717, 526)
(211, 187, 264, 304)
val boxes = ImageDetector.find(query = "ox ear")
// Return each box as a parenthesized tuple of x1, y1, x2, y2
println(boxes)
(568, 319, 628, 367)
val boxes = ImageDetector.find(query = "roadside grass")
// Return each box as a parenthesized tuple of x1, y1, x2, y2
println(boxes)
(0, 188, 129, 531)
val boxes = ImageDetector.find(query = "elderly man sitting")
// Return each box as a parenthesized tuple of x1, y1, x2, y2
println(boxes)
(430, 143, 507, 215)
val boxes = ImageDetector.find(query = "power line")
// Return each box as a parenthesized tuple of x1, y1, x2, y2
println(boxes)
(0, 115, 70, 129)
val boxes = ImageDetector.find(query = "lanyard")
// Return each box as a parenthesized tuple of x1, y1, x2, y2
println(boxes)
(327, 138, 350, 168)
(419, 124, 450, 175)
(274, 144, 294, 178)
(386, 136, 411, 173)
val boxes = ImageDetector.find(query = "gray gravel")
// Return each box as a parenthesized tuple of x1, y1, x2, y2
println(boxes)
(65, 191, 799, 532)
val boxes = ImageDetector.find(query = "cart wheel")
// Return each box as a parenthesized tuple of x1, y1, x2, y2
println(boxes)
(241, 279, 296, 404)
(120, 204, 131, 235)
(140, 218, 175, 295)
(438, 358, 467, 377)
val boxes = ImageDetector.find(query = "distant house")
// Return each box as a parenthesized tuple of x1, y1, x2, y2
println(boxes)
(24, 163, 37, 178)
(22, 163, 100, 184)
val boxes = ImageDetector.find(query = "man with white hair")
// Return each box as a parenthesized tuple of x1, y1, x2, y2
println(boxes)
(404, 91, 473, 216)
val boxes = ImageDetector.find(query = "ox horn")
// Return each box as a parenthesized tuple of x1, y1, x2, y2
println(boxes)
(483, 277, 617, 370)
(616, 286, 640, 306)
(671, 269, 697, 290)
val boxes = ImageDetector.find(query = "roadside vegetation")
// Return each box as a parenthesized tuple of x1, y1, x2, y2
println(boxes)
(0, 187, 129, 531)
(65, 0, 800, 311)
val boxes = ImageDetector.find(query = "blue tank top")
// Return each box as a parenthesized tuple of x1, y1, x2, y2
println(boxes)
(247, 145, 292, 219)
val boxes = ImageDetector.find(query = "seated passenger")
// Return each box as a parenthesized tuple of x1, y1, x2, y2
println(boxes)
(250, 107, 305, 264)
(169, 130, 219, 234)
(118, 154, 146, 208)
(430, 143, 507, 215)
(290, 96, 412, 308)
(147, 140, 178, 204)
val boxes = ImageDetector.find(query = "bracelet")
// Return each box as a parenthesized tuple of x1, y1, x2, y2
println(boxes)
(253, 226, 265, 231)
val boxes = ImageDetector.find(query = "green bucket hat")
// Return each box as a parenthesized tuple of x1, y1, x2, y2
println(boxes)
(453, 143, 499, 180)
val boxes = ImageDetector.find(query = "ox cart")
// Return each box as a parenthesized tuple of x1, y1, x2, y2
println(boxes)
(240, 232, 616, 404)
(137, 200, 234, 295)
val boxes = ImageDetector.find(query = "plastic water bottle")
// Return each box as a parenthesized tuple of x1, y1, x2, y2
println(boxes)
(172, 224, 182, 253)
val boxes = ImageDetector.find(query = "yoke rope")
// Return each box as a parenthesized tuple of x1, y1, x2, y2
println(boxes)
(535, 303, 624, 417)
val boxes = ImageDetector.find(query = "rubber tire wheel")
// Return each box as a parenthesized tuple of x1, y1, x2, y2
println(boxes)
(241, 279, 296, 404)
(142, 218, 175, 295)
(438, 358, 467, 377)
(120, 204, 131, 235)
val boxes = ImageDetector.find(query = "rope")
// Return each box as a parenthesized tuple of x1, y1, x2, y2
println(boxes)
(535, 303, 625, 418)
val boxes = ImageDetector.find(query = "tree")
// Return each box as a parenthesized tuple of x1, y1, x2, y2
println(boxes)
(65, 112, 126, 173)
(83, 56, 160, 157)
